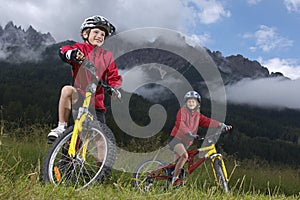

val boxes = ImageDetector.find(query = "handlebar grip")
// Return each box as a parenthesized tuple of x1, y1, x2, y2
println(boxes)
(111, 88, 122, 100)
(98, 81, 122, 100)
(187, 132, 199, 139)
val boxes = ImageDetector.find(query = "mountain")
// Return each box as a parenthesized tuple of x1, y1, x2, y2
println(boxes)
(207, 50, 288, 83)
(0, 21, 285, 82)
(102, 32, 287, 87)
(0, 23, 299, 165)
(0, 21, 55, 63)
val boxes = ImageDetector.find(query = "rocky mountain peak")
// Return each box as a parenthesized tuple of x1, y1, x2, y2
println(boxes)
(26, 25, 36, 34)
(4, 21, 15, 30)
(226, 54, 269, 77)
(0, 21, 55, 62)
(207, 50, 275, 83)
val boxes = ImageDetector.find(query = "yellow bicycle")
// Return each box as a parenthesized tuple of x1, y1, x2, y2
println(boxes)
(43, 60, 120, 190)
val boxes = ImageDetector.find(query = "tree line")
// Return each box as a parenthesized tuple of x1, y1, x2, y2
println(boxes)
(0, 58, 299, 166)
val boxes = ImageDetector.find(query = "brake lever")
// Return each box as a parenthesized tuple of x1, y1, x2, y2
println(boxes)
(98, 80, 122, 102)
(111, 88, 122, 100)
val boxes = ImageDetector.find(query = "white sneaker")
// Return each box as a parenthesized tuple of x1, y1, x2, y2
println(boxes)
(48, 126, 66, 144)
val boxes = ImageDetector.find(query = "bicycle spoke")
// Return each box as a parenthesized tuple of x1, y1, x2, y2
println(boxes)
(133, 159, 167, 192)
(43, 124, 116, 190)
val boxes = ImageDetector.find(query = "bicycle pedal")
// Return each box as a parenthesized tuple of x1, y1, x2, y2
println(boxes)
(47, 137, 56, 144)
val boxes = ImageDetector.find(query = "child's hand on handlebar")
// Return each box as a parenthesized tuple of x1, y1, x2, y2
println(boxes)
(220, 123, 232, 132)
(108, 87, 122, 101)
(66, 49, 85, 63)
(75, 50, 85, 63)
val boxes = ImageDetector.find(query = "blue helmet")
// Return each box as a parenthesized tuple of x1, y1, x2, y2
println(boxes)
(184, 91, 201, 103)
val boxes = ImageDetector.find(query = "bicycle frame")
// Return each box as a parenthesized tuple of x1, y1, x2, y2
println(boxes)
(146, 133, 229, 184)
(187, 144, 216, 174)
(188, 143, 228, 182)
(68, 84, 96, 158)
(67, 61, 120, 159)
(67, 60, 102, 159)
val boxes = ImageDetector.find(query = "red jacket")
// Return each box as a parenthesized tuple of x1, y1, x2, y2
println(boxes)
(60, 42, 122, 112)
(170, 107, 220, 145)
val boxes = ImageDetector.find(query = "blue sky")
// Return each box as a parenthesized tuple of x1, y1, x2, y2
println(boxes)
(186, 0, 300, 79)
(1, 0, 300, 79)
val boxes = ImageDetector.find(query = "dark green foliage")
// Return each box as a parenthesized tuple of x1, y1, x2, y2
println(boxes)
(0, 58, 72, 126)
(1, 51, 300, 165)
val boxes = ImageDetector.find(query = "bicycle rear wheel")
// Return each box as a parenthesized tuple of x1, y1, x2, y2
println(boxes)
(133, 159, 169, 192)
(213, 158, 229, 193)
(42, 122, 116, 190)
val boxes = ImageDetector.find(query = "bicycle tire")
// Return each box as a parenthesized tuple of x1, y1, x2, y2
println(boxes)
(42, 122, 116, 190)
(133, 159, 168, 192)
(213, 158, 229, 193)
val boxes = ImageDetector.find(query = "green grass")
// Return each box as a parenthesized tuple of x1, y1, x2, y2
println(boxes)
(0, 127, 299, 199)
(227, 159, 300, 196)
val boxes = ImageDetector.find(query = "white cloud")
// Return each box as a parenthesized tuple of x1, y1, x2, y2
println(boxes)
(0, 0, 88, 41)
(284, 0, 300, 12)
(226, 77, 300, 110)
(118, 64, 187, 101)
(0, 0, 229, 42)
(243, 25, 293, 52)
(0, 0, 190, 41)
(247, 0, 262, 5)
(188, 0, 231, 24)
(183, 33, 212, 47)
(112, 0, 194, 32)
(259, 57, 300, 80)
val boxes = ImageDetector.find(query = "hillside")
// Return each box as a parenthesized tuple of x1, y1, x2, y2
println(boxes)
(0, 22, 299, 165)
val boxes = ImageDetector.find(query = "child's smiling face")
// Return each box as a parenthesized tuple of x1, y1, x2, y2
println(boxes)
(186, 98, 198, 110)
(86, 28, 106, 47)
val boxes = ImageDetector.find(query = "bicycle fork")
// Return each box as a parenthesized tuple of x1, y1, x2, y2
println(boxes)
(68, 90, 94, 158)
(68, 118, 93, 160)
(199, 144, 229, 184)
(210, 154, 228, 182)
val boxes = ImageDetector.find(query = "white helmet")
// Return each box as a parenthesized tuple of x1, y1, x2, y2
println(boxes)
(80, 15, 115, 37)
(184, 91, 201, 103)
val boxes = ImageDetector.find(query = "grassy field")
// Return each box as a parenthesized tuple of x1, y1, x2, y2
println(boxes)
(0, 127, 299, 200)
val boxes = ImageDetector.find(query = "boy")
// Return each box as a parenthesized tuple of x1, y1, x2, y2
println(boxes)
(169, 91, 232, 186)
(48, 15, 122, 143)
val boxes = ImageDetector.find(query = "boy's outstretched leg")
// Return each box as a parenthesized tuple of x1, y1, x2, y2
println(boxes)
(48, 86, 77, 144)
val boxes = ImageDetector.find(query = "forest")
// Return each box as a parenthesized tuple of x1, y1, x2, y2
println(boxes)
(1, 54, 300, 166)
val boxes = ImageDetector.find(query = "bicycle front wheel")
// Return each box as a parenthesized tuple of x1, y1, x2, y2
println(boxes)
(213, 158, 229, 193)
(133, 159, 168, 192)
(42, 122, 116, 190)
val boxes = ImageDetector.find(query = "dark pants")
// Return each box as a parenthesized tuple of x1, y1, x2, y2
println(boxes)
(168, 136, 189, 151)
(95, 109, 106, 124)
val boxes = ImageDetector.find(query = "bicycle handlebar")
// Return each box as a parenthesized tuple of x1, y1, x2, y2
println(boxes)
(190, 126, 231, 144)
(81, 60, 99, 80)
(187, 132, 199, 139)
(98, 80, 122, 100)
(81, 60, 122, 101)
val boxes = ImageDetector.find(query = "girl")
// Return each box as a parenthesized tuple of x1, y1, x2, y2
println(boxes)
(169, 91, 232, 186)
